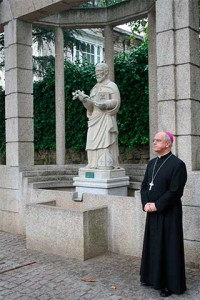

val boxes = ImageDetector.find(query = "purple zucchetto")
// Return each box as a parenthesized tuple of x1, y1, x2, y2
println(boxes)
(164, 131, 174, 143)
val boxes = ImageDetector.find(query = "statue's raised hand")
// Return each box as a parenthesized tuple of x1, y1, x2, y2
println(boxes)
(72, 90, 89, 102)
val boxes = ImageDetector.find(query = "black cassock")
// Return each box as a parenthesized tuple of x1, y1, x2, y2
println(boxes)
(140, 151, 187, 294)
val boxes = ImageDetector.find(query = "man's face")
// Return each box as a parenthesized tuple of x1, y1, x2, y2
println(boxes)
(95, 67, 107, 83)
(153, 132, 170, 155)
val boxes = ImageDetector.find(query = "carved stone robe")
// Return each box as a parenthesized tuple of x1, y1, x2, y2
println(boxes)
(83, 79, 120, 169)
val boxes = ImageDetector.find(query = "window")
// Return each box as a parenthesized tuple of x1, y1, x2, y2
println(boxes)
(74, 41, 102, 64)
(97, 46, 101, 63)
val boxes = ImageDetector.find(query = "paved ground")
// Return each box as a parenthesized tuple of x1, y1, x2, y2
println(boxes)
(0, 231, 199, 300)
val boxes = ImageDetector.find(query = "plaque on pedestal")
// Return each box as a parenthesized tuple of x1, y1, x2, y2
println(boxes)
(73, 167, 130, 199)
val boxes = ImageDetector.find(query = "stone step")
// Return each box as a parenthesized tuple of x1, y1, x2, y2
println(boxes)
(21, 164, 146, 176)
(22, 169, 78, 178)
(129, 175, 144, 182)
(122, 164, 147, 170)
(126, 168, 145, 175)
(21, 164, 146, 191)
(20, 164, 83, 172)
(31, 180, 74, 189)
(123, 165, 146, 174)
(129, 181, 141, 190)
(27, 175, 74, 183)
(31, 178, 141, 191)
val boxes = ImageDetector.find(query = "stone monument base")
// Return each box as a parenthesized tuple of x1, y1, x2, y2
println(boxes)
(73, 167, 129, 199)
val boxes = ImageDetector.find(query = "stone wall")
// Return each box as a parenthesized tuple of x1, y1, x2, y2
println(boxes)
(34, 144, 149, 165)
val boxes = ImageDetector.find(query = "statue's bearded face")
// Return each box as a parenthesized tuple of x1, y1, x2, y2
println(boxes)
(95, 67, 107, 83)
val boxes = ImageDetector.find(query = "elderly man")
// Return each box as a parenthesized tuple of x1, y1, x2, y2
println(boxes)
(73, 63, 120, 169)
(140, 131, 187, 297)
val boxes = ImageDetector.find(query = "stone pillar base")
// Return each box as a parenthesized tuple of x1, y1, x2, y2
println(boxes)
(73, 167, 130, 198)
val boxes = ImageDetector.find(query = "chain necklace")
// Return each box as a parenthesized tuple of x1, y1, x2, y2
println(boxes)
(149, 153, 173, 190)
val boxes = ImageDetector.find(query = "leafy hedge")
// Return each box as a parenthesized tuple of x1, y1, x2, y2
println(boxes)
(0, 42, 149, 154)
(115, 42, 149, 147)
(34, 61, 96, 150)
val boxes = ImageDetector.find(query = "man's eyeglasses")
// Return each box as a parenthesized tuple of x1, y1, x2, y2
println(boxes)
(153, 139, 163, 143)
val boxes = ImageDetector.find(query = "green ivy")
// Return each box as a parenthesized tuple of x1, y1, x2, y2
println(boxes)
(33, 60, 96, 151)
(115, 42, 149, 147)
(64, 61, 96, 150)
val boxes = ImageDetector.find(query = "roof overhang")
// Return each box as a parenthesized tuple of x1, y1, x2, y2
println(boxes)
(0, 0, 88, 32)
(35, 0, 155, 29)
(0, 0, 155, 33)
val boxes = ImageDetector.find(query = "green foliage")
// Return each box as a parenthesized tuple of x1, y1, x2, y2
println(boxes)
(115, 41, 149, 147)
(33, 60, 96, 151)
(79, 0, 126, 8)
(98, 0, 126, 6)
(33, 66, 56, 150)
(130, 19, 148, 41)
(64, 61, 96, 150)
(33, 55, 55, 78)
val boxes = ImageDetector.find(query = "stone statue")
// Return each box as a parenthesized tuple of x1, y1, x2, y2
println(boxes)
(72, 63, 120, 169)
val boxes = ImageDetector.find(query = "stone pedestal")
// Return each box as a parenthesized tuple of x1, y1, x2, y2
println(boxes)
(73, 168, 129, 199)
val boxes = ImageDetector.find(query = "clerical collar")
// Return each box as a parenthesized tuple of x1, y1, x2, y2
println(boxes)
(158, 151, 172, 159)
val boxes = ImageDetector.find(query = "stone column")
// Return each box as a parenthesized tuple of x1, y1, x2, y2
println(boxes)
(148, 4, 157, 158)
(4, 20, 34, 167)
(156, 0, 176, 147)
(104, 25, 114, 81)
(156, 0, 200, 169)
(174, 0, 200, 171)
(156, 0, 200, 266)
(55, 27, 65, 165)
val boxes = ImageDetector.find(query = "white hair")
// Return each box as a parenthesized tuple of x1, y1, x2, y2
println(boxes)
(164, 132, 173, 147)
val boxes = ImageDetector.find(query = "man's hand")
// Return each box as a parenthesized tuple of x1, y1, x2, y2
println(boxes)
(144, 203, 157, 212)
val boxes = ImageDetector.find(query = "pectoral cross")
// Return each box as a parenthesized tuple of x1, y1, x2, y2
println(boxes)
(149, 181, 154, 190)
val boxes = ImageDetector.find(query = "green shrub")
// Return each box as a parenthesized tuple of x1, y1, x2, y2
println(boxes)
(115, 42, 149, 147)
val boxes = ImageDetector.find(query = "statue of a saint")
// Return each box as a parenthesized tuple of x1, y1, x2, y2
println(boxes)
(72, 63, 120, 169)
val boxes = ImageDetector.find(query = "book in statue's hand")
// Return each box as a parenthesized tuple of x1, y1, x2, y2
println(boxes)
(97, 92, 110, 103)
(94, 101, 107, 109)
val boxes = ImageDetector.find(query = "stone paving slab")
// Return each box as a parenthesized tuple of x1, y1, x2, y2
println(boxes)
(0, 231, 199, 300)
